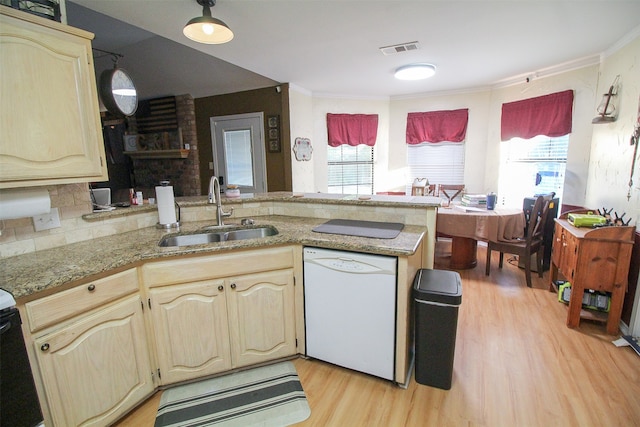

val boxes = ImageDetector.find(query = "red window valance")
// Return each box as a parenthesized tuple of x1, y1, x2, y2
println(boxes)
(501, 90, 574, 141)
(406, 109, 469, 144)
(327, 113, 379, 147)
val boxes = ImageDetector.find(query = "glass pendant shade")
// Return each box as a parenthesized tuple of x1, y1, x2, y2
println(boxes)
(597, 94, 616, 116)
(592, 75, 619, 124)
(183, 1, 233, 44)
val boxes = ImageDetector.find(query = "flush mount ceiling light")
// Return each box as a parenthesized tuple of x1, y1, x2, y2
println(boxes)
(183, 0, 234, 44)
(394, 63, 436, 81)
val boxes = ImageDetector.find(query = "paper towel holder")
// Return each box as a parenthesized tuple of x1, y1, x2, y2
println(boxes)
(155, 181, 181, 229)
(156, 202, 181, 229)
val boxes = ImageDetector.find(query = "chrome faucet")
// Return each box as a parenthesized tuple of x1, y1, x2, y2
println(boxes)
(208, 176, 233, 226)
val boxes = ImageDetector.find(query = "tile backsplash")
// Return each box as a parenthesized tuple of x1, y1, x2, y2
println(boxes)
(2, 183, 96, 257)
(1, 190, 434, 258)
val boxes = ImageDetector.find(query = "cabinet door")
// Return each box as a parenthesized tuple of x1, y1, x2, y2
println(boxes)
(561, 232, 579, 281)
(149, 280, 232, 384)
(227, 269, 296, 368)
(0, 10, 107, 188)
(34, 296, 153, 427)
(551, 222, 565, 270)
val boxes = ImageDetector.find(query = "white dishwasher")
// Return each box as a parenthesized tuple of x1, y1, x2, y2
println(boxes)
(303, 247, 397, 381)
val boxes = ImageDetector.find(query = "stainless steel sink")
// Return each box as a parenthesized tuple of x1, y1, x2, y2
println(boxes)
(225, 227, 278, 240)
(158, 226, 278, 247)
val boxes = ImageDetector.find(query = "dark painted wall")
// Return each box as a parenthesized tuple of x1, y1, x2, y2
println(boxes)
(194, 84, 292, 195)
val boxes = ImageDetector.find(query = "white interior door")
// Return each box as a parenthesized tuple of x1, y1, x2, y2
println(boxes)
(211, 113, 267, 193)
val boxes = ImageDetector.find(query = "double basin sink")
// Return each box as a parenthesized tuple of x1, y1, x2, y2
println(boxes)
(159, 225, 278, 247)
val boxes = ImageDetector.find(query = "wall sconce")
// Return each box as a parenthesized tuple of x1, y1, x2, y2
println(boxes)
(592, 75, 620, 124)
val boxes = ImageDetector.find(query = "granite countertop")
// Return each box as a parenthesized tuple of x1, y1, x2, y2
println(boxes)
(81, 191, 441, 221)
(3, 215, 426, 301)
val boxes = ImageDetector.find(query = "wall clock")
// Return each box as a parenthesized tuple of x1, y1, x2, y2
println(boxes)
(99, 67, 138, 117)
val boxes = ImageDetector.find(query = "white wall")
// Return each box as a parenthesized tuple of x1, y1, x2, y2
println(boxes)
(390, 90, 492, 194)
(288, 34, 639, 211)
(288, 85, 315, 192)
(487, 65, 599, 206)
(292, 65, 601, 202)
(586, 36, 640, 223)
(584, 35, 640, 335)
(310, 96, 390, 193)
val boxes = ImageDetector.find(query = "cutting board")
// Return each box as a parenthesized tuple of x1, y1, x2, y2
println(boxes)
(312, 219, 404, 239)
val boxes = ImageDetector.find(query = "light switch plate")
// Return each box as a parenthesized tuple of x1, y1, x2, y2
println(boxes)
(33, 207, 61, 231)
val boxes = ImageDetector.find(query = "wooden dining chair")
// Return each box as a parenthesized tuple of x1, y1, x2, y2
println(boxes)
(438, 184, 465, 202)
(426, 184, 438, 196)
(485, 195, 549, 288)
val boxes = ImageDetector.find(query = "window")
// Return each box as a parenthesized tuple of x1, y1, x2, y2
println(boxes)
(224, 129, 254, 186)
(498, 135, 569, 208)
(327, 144, 374, 194)
(406, 142, 465, 194)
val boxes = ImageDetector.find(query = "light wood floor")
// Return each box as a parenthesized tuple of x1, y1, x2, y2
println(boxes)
(115, 241, 640, 427)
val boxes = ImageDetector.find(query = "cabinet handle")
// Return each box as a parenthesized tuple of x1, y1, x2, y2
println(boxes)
(87, 284, 96, 292)
(218, 285, 224, 291)
(41, 343, 50, 352)
(230, 283, 236, 289)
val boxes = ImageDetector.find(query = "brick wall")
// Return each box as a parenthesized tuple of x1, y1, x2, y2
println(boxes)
(132, 94, 201, 197)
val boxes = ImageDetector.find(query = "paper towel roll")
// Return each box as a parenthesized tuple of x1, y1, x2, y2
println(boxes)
(0, 188, 51, 220)
(156, 186, 177, 225)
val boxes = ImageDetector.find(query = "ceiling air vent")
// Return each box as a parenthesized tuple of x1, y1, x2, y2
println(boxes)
(379, 41, 420, 56)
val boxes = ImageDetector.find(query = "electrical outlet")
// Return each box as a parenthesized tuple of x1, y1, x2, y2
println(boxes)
(209, 162, 214, 170)
(33, 208, 61, 232)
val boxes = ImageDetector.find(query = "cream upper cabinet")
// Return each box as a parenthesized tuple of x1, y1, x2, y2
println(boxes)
(149, 279, 232, 384)
(227, 269, 297, 368)
(33, 295, 153, 427)
(0, 7, 108, 188)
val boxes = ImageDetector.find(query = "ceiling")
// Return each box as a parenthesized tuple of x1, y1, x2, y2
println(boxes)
(67, 0, 640, 101)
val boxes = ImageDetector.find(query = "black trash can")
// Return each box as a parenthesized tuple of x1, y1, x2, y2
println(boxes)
(413, 268, 462, 390)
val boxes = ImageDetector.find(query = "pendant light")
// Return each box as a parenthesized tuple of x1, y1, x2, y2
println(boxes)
(183, 0, 234, 44)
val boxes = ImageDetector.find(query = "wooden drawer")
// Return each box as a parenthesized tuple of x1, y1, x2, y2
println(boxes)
(142, 246, 296, 288)
(25, 268, 139, 332)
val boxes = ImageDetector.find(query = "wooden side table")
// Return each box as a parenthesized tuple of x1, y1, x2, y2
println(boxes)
(549, 216, 635, 334)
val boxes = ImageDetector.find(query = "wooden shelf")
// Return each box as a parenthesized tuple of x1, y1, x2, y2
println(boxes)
(553, 281, 609, 323)
(579, 308, 608, 323)
(124, 149, 190, 159)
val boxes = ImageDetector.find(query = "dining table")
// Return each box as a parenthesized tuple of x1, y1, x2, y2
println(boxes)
(436, 204, 526, 269)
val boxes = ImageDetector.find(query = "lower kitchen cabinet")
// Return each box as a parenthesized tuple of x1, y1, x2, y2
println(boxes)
(32, 295, 153, 426)
(226, 269, 297, 368)
(19, 246, 301, 425)
(143, 246, 299, 385)
(148, 269, 297, 385)
(148, 279, 232, 384)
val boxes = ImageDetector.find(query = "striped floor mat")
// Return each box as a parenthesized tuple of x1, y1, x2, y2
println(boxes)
(155, 361, 311, 427)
